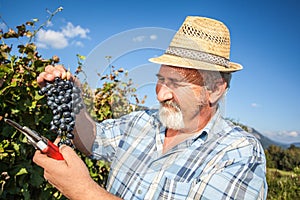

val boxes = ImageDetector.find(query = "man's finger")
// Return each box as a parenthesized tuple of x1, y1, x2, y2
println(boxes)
(54, 65, 68, 79)
(37, 72, 55, 87)
(55, 65, 67, 73)
(33, 150, 49, 167)
(33, 150, 64, 168)
(59, 145, 80, 166)
(46, 65, 64, 78)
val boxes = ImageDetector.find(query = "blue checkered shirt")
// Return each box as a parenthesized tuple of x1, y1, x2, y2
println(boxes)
(92, 109, 267, 199)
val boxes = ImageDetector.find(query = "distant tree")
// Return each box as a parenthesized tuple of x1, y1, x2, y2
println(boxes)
(286, 145, 300, 170)
(266, 144, 300, 171)
(266, 145, 284, 169)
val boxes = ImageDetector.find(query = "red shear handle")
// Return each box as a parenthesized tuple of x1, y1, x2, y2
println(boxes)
(41, 140, 64, 160)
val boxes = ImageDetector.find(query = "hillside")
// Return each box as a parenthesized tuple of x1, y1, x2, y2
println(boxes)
(246, 127, 299, 149)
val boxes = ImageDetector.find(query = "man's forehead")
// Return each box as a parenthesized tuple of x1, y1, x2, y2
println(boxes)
(158, 65, 202, 79)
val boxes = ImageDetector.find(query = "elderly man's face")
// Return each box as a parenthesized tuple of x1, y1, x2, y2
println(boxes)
(156, 65, 209, 130)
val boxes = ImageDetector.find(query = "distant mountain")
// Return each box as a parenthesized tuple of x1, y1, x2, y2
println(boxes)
(246, 127, 280, 149)
(246, 127, 300, 149)
(227, 119, 298, 149)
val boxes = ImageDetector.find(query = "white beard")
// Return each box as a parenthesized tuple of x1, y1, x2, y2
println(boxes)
(159, 101, 185, 130)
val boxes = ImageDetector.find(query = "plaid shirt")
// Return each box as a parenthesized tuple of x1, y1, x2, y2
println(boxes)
(92, 109, 267, 200)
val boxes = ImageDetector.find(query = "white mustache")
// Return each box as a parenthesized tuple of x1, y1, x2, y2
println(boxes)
(160, 101, 181, 112)
(159, 101, 184, 130)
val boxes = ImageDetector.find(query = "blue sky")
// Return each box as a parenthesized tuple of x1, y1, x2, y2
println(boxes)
(1, 0, 300, 144)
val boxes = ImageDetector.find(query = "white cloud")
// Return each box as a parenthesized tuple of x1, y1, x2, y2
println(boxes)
(263, 130, 300, 143)
(251, 103, 261, 108)
(150, 34, 157, 40)
(133, 35, 146, 42)
(36, 29, 68, 49)
(61, 22, 90, 38)
(133, 34, 158, 42)
(36, 22, 89, 49)
(287, 131, 299, 137)
(36, 42, 48, 49)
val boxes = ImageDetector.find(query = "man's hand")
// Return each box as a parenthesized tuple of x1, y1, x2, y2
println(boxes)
(37, 65, 72, 87)
(33, 145, 120, 200)
(33, 145, 93, 199)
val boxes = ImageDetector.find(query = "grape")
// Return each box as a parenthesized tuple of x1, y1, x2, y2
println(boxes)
(53, 119, 60, 126)
(38, 77, 84, 147)
(66, 132, 74, 139)
(50, 125, 58, 132)
(64, 139, 72, 146)
(53, 109, 60, 115)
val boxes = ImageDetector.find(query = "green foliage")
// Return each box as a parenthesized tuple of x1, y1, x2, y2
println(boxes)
(267, 168, 300, 200)
(265, 145, 300, 199)
(0, 8, 146, 199)
(0, 9, 64, 199)
(91, 65, 146, 122)
(265, 144, 300, 171)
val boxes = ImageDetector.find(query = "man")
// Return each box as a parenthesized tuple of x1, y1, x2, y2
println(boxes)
(34, 16, 267, 199)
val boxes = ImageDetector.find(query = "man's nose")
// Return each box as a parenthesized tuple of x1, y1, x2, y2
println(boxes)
(156, 83, 173, 102)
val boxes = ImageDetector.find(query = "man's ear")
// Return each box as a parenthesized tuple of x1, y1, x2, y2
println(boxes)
(208, 80, 227, 106)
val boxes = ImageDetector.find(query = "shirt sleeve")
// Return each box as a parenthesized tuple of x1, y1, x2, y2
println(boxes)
(91, 112, 139, 162)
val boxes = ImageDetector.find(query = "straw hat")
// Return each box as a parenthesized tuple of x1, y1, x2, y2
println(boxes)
(149, 16, 243, 72)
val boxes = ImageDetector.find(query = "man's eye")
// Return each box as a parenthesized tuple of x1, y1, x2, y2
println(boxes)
(170, 81, 182, 88)
(157, 77, 164, 82)
(174, 83, 182, 87)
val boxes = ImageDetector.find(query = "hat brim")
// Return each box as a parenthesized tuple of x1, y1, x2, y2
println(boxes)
(149, 54, 243, 72)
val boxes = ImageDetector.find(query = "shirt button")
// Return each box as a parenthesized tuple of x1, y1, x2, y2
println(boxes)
(138, 189, 142, 194)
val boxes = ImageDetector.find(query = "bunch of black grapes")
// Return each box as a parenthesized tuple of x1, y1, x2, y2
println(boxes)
(38, 77, 84, 147)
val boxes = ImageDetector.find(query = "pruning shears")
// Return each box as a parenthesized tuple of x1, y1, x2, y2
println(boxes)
(4, 118, 64, 160)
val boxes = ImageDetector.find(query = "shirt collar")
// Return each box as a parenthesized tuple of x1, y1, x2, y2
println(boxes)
(191, 108, 223, 143)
